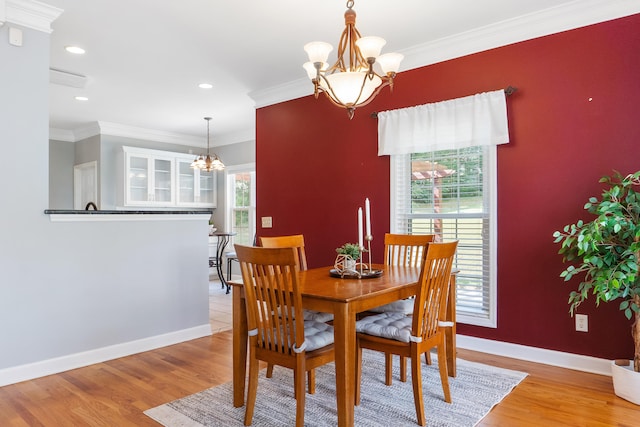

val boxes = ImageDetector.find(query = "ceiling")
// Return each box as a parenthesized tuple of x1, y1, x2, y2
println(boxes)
(42, 0, 637, 147)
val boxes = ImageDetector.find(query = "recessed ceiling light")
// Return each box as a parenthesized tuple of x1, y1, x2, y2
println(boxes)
(65, 46, 86, 54)
(198, 83, 213, 89)
(74, 96, 89, 101)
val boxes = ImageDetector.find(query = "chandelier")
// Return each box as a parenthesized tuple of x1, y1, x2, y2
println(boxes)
(303, 0, 403, 119)
(191, 117, 225, 172)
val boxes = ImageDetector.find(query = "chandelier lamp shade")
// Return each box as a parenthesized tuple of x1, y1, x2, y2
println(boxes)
(191, 117, 225, 172)
(303, 0, 403, 119)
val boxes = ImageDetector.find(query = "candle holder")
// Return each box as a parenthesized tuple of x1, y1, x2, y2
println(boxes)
(365, 234, 373, 271)
(331, 237, 381, 279)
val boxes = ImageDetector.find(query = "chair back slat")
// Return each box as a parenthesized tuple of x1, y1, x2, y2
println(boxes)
(260, 234, 308, 271)
(235, 245, 304, 356)
(412, 241, 458, 341)
(384, 233, 435, 267)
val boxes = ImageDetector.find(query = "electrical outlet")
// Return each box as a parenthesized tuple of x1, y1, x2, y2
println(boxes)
(261, 216, 272, 228)
(575, 314, 588, 332)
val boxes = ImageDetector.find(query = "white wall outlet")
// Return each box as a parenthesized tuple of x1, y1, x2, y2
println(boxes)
(575, 314, 588, 332)
(261, 216, 272, 228)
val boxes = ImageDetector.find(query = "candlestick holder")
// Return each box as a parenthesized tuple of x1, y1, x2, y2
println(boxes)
(365, 234, 373, 271)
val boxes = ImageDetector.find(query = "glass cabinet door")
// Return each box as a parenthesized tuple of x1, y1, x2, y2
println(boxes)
(128, 155, 150, 202)
(154, 158, 172, 202)
(177, 160, 196, 204)
(199, 171, 215, 205)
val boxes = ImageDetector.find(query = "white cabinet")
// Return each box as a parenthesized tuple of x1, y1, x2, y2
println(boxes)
(176, 158, 216, 207)
(123, 146, 216, 208)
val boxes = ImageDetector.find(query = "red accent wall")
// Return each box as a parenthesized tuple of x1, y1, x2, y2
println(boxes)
(256, 14, 640, 360)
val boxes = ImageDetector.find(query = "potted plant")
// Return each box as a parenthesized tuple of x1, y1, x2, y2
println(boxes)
(552, 170, 640, 404)
(335, 243, 361, 272)
(336, 243, 361, 260)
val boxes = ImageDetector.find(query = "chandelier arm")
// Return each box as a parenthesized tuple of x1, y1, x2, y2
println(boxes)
(316, 74, 349, 108)
(349, 79, 391, 109)
(303, 0, 403, 118)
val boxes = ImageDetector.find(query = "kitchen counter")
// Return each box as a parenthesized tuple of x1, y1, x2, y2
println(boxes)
(44, 209, 211, 222)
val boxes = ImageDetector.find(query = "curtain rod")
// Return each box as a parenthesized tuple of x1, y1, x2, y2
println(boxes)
(370, 86, 518, 119)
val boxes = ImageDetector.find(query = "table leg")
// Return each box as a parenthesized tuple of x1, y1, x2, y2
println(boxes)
(445, 273, 457, 377)
(332, 303, 355, 427)
(232, 286, 248, 407)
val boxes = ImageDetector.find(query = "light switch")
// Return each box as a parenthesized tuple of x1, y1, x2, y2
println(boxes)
(261, 216, 272, 228)
(9, 27, 23, 47)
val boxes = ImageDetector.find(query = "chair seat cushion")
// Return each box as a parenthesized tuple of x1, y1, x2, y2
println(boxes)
(303, 320, 334, 351)
(355, 312, 413, 343)
(303, 309, 334, 323)
(368, 298, 414, 314)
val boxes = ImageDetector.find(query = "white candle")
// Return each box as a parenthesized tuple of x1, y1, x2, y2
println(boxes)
(358, 207, 364, 248)
(365, 198, 371, 237)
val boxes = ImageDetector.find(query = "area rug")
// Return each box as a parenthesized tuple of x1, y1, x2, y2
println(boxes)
(145, 350, 527, 427)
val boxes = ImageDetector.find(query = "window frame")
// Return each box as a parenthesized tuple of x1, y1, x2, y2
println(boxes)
(224, 163, 256, 247)
(390, 147, 497, 328)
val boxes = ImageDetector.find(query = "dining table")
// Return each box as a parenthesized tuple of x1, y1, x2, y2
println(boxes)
(229, 263, 458, 427)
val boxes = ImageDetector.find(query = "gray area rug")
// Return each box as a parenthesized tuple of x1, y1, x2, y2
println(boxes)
(145, 350, 527, 426)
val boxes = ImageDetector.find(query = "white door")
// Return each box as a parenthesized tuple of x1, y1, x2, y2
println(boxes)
(74, 161, 98, 209)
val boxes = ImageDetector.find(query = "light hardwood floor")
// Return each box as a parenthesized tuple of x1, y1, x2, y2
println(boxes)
(1, 286, 637, 426)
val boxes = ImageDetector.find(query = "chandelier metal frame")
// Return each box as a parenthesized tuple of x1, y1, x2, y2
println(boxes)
(303, 0, 403, 119)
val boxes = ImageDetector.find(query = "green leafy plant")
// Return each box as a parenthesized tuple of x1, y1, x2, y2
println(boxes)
(336, 243, 361, 260)
(553, 171, 640, 372)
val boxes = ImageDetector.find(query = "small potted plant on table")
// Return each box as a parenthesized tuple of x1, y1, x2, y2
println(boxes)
(335, 243, 361, 274)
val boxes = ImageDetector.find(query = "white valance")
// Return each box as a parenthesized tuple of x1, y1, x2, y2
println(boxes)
(377, 90, 509, 156)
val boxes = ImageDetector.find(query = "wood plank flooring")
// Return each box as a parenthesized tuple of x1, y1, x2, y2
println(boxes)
(1, 282, 637, 426)
(1, 333, 638, 426)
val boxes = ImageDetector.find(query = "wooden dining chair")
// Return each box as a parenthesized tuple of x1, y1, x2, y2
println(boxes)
(259, 234, 333, 391)
(355, 241, 458, 427)
(260, 236, 332, 320)
(235, 245, 335, 427)
(373, 233, 436, 313)
(370, 233, 435, 383)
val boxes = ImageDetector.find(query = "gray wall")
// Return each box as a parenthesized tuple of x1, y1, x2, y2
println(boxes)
(0, 24, 210, 376)
(49, 140, 75, 208)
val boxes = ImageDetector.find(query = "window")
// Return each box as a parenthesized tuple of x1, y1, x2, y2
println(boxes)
(391, 146, 497, 327)
(225, 164, 256, 247)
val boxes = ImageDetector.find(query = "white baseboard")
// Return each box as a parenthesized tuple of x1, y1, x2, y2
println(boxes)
(458, 334, 612, 376)
(0, 324, 212, 387)
(0, 328, 612, 388)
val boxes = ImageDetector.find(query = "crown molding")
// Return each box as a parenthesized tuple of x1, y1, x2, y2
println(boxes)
(250, 78, 312, 109)
(49, 128, 74, 142)
(250, 0, 640, 108)
(49, 121, 254, 147)
(400, 0, 640, 73)
(6, 0, 62, 33)
(97, 121, 203, 146)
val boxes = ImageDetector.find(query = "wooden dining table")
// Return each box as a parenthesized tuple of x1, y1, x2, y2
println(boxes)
(229, 263, 457, 427)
